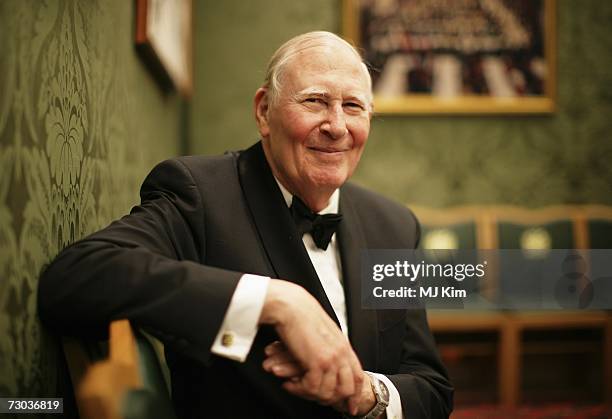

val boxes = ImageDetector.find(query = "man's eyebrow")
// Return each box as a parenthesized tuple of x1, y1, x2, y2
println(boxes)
(294, 88, 368, 104)
(294, 87, 330, 98)
(344, 93, 368, 104)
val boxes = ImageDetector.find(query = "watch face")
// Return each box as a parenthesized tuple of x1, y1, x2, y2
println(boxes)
(380, 380, 389, 402)
(363, 375, 390, 419)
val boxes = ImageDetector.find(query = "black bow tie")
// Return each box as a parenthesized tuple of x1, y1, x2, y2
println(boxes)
(290, 196, 342, 251)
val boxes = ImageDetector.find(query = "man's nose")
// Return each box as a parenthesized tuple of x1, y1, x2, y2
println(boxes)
(320, 104, 347, 140)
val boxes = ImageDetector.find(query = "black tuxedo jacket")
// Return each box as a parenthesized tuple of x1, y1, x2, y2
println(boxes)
(39, 142, 453, 418)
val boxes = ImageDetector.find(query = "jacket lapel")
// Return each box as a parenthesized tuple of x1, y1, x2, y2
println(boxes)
(337, 190, 378, 371)
(237, 142, 341, 329)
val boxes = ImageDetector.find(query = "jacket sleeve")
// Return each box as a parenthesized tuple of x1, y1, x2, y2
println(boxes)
(38, 158, 242, 366)
(386, 309, 454, 419)
(388, 214, 453, 418)
(372, 206, 452, 418)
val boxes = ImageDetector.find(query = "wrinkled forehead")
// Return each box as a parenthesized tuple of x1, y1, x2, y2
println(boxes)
(293, 44, 362, 69)
(282, 44, 372, 95)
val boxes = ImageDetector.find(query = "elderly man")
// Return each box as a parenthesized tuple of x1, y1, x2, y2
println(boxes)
(39, 31, 452, 418)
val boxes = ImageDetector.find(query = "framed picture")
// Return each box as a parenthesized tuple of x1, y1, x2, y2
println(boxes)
(136, 0, 193, 97)
(343, 0, 556, 114)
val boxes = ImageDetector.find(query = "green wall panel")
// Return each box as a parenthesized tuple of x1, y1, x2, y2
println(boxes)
(2, 0, 611, 404)
(0, 0, 182, 399)
(190, 0, 338, 155)
(190, 0, 612, 207)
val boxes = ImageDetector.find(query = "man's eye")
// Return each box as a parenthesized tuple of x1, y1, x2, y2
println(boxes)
(305, 98, 324, 104)
(344, 102, 364, 110)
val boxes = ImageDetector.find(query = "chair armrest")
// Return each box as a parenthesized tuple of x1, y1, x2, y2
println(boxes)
(64, 320, 175, 419)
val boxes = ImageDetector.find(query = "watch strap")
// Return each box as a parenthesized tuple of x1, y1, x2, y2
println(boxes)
(363, 372, 389, 419)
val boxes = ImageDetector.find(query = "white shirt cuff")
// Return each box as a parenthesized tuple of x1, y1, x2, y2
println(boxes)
(211, 273, 270, 362)
(371, 372, 404, 419)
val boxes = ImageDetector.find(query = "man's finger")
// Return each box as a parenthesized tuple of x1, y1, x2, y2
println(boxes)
(316, 368, 338, 405)
(270, 362, 303, 378)
(302, 367, 323, 395)
(347, 370, 366, 416)
(336, 363, 355, 399)
(262, 351, 297, 372)
(282, 380, 315, 401)
(264, 340, 286, 356)
(346, 354, 365, 415)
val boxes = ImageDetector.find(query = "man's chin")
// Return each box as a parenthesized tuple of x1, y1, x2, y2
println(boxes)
(306, 172, 348, 191)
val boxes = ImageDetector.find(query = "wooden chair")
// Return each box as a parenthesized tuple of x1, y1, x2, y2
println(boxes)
(411, 205, 491, 249)
(414, 205, 612, 408)
(63, 320, 175, 419)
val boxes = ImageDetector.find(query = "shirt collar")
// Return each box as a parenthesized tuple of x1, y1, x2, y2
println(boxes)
(274, 178, 339, 215)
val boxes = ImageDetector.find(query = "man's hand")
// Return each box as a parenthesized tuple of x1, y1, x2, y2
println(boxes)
(263, 341, 379, 416)
(259, 280, 365, 414)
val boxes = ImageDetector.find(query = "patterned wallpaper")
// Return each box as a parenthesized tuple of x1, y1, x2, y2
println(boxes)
(0, 0, 181, 399)
(1, 0, 611, 404)
(191, 0, 612, 207)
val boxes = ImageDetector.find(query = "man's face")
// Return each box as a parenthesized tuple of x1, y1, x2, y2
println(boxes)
(257, 44, 372, 204)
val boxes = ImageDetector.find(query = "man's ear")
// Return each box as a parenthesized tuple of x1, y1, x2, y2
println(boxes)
(254, 88, 271, 138)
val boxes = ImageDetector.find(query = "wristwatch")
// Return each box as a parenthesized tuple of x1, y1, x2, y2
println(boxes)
(362, 372, 390, 419)
(342, 372, 390, 419)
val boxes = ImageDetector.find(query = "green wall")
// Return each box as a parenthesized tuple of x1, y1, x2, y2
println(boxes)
(191, 0, 612, 207)
(0, 0, 182, 400)
(2, 0, 611, 403)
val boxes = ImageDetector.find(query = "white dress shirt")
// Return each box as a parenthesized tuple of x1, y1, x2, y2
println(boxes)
(210, 182, 403, 419)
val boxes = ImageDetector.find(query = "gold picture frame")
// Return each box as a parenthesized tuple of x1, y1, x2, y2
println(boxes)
(136, 0, 193, 97)
(342, 0, 556, 115)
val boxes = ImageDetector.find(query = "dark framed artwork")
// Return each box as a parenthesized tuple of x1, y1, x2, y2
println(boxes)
(343, 0, 556, 114)
(136, 0, 193, 97)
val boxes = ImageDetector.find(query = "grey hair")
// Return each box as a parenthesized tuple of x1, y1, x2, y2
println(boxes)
(263, 31, 373, 107)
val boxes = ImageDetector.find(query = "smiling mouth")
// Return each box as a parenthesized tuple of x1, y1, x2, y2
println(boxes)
(308, 147, 348, 154)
